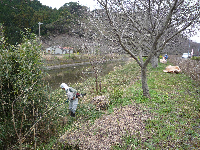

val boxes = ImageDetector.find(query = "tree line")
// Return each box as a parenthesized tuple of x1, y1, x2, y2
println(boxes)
(0, 0, 87, 45)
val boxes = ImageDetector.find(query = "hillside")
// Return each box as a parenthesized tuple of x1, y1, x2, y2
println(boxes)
(1, 0, 199, 55)
(0, 0, 87, 45)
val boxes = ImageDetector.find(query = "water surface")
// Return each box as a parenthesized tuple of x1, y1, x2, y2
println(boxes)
(44, 60, 128, 90)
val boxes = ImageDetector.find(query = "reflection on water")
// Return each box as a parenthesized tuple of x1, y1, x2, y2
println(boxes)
(44, 60, 127, 90)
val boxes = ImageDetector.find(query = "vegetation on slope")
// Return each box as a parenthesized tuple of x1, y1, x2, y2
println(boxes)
(41, 60, 199, 149)
(0, 30, 50, 149)
(0, 0, 87, 45)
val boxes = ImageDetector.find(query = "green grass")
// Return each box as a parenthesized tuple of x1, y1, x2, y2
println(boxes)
(191, 56, 200, 61)
(112, 62, 200, 149)
(41, 60, 200, 149)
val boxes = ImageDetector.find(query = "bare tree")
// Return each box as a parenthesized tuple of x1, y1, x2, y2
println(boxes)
(92, 0, 200, 98)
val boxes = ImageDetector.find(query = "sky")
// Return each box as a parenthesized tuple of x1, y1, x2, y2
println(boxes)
(190, 31, 200, 43)
(38, 0, 200, 44)
(38, 0, 101, 10)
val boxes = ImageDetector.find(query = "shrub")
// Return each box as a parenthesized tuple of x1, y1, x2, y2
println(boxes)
(109, 86, 124, 105)
(0, 29, 49, 149)
(191, 56, 200, 61)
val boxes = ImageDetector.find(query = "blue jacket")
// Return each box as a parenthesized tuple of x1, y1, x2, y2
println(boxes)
(164, 55, 168, 59)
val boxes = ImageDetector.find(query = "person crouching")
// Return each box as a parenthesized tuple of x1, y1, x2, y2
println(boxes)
(60, 83, 78, 117)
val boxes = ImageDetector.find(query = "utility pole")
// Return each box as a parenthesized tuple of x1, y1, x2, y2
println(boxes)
(38, 22, 43, 43)
(188, 41, 190, 57)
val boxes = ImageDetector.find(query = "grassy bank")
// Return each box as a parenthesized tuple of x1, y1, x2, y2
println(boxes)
(42, 53, 122, 67)
(123, 63, 200, 149)
(41, 59, 200, 149)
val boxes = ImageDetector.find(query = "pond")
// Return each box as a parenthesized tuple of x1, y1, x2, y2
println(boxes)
(44, 59, 129, 90)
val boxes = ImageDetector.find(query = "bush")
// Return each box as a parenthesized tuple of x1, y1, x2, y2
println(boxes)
(191, 56, 200, 61)
(0, 29, 49, 149)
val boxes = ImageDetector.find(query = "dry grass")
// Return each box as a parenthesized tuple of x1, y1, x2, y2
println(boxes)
(169, 55, 200, 81)
(60, 104, 152, 149)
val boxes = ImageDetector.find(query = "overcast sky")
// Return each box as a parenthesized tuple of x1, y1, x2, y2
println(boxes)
(190, 32, 200, 43)
(38, 0, 200, 43)
(38, 0, 101, 10)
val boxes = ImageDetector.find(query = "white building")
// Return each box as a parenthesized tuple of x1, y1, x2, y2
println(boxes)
(45, 46, 74, 54)
(54, 48, 63, 54)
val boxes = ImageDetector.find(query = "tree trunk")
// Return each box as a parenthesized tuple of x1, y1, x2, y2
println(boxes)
(141, 67, 150, 98)
(19, 139, 22, 150)
(151, 55, 158, 68)
(95, 72, 98, 94)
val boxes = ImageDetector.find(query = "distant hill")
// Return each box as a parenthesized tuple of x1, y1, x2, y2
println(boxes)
(0, 0, 88, 45)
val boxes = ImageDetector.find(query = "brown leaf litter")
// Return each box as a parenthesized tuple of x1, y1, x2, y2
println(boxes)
(59, 103, 152, 149)
(92, 95, 110, 111)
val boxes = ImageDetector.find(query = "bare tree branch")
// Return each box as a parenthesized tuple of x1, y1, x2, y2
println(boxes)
(94, 0, 200, 97)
